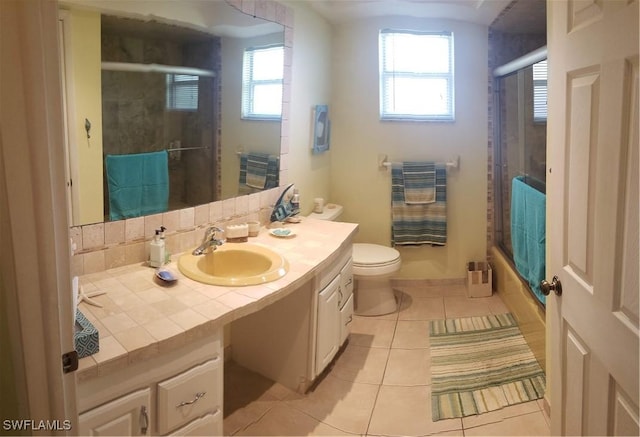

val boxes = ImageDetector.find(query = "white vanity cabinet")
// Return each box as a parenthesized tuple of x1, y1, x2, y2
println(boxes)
(77, 331, 223, 436)
(230, 243, 354, 393)
(314, 249, 354, 376)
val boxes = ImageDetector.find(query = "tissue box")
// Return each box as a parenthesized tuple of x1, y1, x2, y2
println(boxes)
(466, 261, 492, 298)
(74, 310, 99, 358)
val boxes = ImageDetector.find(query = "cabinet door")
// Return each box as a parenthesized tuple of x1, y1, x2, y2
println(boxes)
(315, 275, 340, 376)
(79, 388, 151, 436)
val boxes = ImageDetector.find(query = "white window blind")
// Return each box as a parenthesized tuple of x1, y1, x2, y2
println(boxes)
(166, 74, 199, 111)
(242, 45, 284, 119)
(532, 59, 548, 122)
(379, 30, 454, 121)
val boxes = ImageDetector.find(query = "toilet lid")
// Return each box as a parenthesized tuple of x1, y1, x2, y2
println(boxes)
(352, 243, 400, 267)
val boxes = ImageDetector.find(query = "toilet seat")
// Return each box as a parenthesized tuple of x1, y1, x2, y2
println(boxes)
(352, 243, 401, 276)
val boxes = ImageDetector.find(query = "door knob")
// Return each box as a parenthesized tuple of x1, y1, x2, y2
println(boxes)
(540, 276, 562, 296)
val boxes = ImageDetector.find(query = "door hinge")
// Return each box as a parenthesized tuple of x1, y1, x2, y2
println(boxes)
(62, 350, 78, 374)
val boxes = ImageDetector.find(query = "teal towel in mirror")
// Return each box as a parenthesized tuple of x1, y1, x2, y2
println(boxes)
(106, 150, 169, 221)
(239, 153, 279, 194)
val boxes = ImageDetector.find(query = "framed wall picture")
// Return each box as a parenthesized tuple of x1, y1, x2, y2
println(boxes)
(312, 104, 330, 154)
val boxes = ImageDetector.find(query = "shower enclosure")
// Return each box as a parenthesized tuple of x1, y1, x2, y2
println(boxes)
(493, 47, 548, 306)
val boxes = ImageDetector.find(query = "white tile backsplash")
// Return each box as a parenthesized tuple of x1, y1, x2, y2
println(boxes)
(235, 195, 249, 216)
(209, 201, 223, 223)
(125, 217, 144, 241)
(82, 223, 104, 250)
(179, 207, 195, 230)
(144, 213, 163, 238)
(104, 221, 125, 245)
(222, 198, 235, 218)
(162, 210, 180, 233)
(194, 205, 209, 226)
(72, 191, 272, 274)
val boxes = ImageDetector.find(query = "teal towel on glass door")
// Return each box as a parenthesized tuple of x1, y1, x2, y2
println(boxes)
(510, 176, 546, 304)
(106, 150, 169, 221)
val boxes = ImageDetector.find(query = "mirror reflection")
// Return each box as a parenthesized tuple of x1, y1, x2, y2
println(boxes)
(59, 1, 284, 226)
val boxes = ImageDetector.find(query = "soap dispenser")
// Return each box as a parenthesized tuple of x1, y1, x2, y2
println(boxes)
(291, 188, 300, 212)
(149, 229, 165, 268)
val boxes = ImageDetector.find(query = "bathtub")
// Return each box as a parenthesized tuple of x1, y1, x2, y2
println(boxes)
(490, 246, 546, 372)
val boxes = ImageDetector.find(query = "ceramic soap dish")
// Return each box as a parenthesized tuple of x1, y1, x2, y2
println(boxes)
(155, 267, 177, 284)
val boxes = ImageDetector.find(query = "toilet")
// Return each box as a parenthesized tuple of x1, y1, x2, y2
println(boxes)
(309, 204, 401, 316)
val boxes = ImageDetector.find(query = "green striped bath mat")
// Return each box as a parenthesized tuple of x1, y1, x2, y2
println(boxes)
(429, 313, 545, 421)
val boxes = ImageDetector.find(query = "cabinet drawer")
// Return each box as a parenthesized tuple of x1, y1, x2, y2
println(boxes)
(157, 357, 222, 435)
(340, 293, 354, 345)
(169, 410, 222, 436)
(339, 259, 353, 307)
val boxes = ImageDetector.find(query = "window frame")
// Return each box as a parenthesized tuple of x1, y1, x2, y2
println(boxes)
(379, 29, 455, 122)
(166, 73, 199, 112)
(241, 44, 284, 121)
(532, 59, 548, 123)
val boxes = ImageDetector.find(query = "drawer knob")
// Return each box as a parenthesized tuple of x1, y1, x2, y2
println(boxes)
(176, 391, 206, 408)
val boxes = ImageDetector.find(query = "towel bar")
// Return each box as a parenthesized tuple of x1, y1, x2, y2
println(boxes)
(166, 146, 210, 152)
(379, 155, 459, 170)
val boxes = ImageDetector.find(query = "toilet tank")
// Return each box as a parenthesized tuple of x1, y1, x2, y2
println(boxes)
(308, 204, 343, 221)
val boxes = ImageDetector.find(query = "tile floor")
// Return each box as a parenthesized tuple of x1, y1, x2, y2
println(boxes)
(223, 284, 551, 436)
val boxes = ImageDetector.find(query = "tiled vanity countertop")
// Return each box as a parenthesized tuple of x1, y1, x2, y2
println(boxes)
(76, 218, 358, 381)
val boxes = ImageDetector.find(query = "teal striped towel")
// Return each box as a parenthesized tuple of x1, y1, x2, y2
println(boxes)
(106, 150, 169, 220)
(239, 153, 279, 194)
(403, 162, 436, 204)
(246, 152, 270, 189)
(391, 162, 447, 246)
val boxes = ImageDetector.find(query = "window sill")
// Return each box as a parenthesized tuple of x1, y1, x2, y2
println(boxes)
(380, 115, 455, 123)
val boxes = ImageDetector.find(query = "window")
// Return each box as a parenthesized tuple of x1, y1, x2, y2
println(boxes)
(166, 74, 199, 111)
(242, 45, 284, 119)
(379, 30, 454, 121)
(532, 59, 548, 122)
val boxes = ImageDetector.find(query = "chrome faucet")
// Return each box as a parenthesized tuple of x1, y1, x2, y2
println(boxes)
(192, 226, 225, 255)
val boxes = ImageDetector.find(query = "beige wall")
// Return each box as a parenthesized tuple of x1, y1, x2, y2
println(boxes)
(67, 9, 104, 224)
(329, 17, 489, 279)
(283, 2, 333, 215)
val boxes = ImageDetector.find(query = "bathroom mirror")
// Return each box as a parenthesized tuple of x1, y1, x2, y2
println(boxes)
(60, 0, 285, 226)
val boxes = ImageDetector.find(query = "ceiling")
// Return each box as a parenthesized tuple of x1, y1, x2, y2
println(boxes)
(306, 0, 546, 33)
(489, 0, 546, 34)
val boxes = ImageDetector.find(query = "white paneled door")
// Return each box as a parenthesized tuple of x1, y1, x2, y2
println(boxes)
(547, 0, 639, 435)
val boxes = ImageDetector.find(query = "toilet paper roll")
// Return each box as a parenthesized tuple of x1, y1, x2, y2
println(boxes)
(313, 198, 325, 213)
